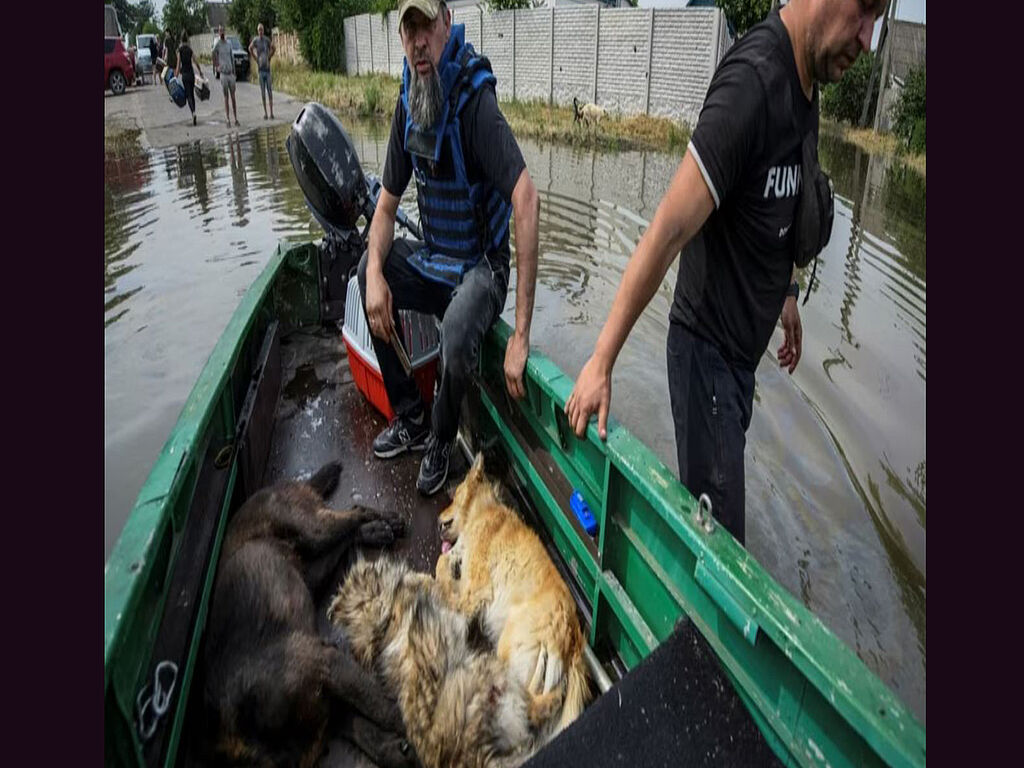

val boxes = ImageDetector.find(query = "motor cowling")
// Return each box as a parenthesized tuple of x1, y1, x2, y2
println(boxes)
(286, 102, 369, 235)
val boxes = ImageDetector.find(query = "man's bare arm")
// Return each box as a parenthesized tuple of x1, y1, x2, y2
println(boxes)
(565, 148, 716, 438)
(504, 168, 540, 399)
(364, 187, 401, 341)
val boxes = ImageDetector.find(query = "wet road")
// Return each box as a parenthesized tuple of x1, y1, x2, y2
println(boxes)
(104, 115, 925, 723)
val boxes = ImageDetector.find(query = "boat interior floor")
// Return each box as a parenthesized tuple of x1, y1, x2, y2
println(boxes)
(268, 326, 465, 768)
(182, 325, 779, 767)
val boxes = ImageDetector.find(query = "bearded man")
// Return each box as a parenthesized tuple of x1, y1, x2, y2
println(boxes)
(359, 0, 540, 495)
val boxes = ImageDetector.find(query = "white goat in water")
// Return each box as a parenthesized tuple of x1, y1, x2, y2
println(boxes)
(573, 97, 607, 129)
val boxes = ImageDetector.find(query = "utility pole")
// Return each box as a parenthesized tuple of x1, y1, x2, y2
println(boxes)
(859, 0, 895, 127)
(872, 0, 899, 132)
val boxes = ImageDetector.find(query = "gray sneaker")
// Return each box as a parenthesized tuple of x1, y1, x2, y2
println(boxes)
(372, 415, 429, 459)
(417, 435, 452, 496)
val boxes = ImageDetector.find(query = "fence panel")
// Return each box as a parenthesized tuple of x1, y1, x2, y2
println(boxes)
(552, 7, 599, 109)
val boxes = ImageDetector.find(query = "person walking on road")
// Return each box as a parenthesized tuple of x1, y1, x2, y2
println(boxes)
(213, 26, 239, 127)
(175, 32, 204, 126)
(249, 23, 276, 120)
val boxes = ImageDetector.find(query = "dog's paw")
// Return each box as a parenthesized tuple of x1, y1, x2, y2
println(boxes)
(357, 519, 396, 547)
(381, 510, 407, 539)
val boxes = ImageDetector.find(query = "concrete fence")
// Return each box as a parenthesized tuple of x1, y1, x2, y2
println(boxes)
(344, 6, 731, 127)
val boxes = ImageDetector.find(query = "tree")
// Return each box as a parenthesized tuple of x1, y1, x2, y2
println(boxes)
(108, 0, 156, 36)
(229, 0, 278, 46)
(161, 0, 206, 38)
(715, 0, 772, 37)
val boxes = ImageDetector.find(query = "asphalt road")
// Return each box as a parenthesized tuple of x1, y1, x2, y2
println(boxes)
(104, 72, 305, 149)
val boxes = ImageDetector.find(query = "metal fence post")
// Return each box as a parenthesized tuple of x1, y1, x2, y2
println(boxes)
(352, 19, 359, 75)
(512, 9, 517, 101)
(645, 9, 655, 115)
(549, 7, 555, 106)
(593, 5, 600, 104)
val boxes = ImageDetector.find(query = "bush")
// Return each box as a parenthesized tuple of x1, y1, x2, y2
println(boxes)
(302, 4, 346, 72)
(362, 81, 383, 115)
(821, 51, 877, 125)
(892, 67, 926, 153)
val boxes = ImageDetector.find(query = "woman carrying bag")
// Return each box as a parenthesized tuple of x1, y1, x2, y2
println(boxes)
(175, 32, 204, 126)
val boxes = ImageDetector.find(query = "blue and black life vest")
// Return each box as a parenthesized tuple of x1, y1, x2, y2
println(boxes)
(401, 24, 511, 287)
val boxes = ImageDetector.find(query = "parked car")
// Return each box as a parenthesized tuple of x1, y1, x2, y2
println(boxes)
(105, 37, 135, 95)
(215, 35, 250, 81)
(135, 33, 156, 79)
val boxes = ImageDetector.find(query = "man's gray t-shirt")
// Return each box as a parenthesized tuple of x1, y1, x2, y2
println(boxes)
(251, 36, 272, 71)
(213, 39, 235, 76)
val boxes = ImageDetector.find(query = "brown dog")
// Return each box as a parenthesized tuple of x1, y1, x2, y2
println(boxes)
(201, 461, 415, 768)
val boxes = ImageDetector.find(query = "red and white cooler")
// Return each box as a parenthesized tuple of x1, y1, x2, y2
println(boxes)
(342, 275, 440, 421)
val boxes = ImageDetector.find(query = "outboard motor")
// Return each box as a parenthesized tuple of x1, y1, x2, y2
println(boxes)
(287, 102, 422, 322)
(287, 102, 373, 322)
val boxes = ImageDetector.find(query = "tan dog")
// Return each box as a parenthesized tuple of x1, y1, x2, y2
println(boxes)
(435, 454, 590, 740)
(573, 96, 606, 129)
(328, 556, 542, 768)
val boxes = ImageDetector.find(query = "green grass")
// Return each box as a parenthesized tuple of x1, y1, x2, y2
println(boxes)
(821, 118, 926, 178)
(266, 62, 693, 154)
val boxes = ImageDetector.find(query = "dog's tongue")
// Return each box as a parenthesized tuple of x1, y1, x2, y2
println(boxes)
(441, 540, 452, 554)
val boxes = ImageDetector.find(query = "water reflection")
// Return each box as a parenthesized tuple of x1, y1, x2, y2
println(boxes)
(104, 120, 925, 723)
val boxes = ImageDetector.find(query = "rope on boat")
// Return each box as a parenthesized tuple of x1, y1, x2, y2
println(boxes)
(135, 660, 178, 741)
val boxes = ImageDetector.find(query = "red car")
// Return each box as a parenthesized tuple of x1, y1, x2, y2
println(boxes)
(105, 37, 135, 95)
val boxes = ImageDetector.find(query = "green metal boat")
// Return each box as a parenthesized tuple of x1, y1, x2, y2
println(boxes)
(103, 107, 925, 768)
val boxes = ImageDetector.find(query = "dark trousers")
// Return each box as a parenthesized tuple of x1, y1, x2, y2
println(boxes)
(182, 73, 196, 113)
(357, 239, 509, 443)
(666, 320, 755, 545)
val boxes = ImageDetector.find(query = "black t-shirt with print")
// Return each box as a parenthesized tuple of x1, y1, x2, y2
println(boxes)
(382, 82, 526, 270)
(671, 10, 816, 371)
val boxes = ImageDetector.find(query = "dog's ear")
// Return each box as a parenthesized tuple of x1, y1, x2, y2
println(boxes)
(468, 452, 485, 483)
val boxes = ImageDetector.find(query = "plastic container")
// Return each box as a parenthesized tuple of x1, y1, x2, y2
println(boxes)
(162, 66, 186, 107)
(570, 489, 598, 536)
(342, 275, 440, 421)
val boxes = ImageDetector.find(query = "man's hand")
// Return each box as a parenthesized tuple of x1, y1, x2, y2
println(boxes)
(504, 332, 529, 399)
(565, 355, 612, 440)
(777, 296, 802, 374)
(365, 269, 396, 342)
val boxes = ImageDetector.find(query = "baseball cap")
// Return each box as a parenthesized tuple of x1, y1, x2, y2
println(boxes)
(398, 0, 443, 26)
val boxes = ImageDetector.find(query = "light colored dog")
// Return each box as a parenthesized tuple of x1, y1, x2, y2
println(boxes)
(573, 96, 607, 128)
(435, 454, 591, 742)
(329, 556, 544, 768)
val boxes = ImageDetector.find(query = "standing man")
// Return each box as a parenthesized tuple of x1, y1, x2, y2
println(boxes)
(149, 35, 161, 78)
(249, 23, 276, 120)
(213, 25, 239, 127)
(359, 0, 540, 495)
(565, 0, 884, 545)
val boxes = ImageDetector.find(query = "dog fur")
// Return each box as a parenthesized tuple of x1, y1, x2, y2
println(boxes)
(434, 454, 591, 741)
(328, 556, 544, 768)
(201, 461, 415, 768)
(573, 97, 606, 128)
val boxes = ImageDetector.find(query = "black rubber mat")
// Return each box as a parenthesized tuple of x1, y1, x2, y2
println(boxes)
(524, 619, 782, 768)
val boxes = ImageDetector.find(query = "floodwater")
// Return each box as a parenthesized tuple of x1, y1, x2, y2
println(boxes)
(104, 119, 925, 723)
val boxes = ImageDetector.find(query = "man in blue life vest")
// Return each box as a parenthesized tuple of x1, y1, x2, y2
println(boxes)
(359, 0, 540, 495)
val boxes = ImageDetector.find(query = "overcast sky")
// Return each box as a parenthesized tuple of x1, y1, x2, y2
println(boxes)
(150, 0, 926, 48)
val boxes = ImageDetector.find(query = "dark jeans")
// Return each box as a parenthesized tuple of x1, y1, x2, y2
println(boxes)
(182, 72, 195, 113)
(666, 320, 754, 545)
(357, 238, 509, 443)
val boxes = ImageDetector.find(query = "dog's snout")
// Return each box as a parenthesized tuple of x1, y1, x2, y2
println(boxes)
(439, 518, 452, 533)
